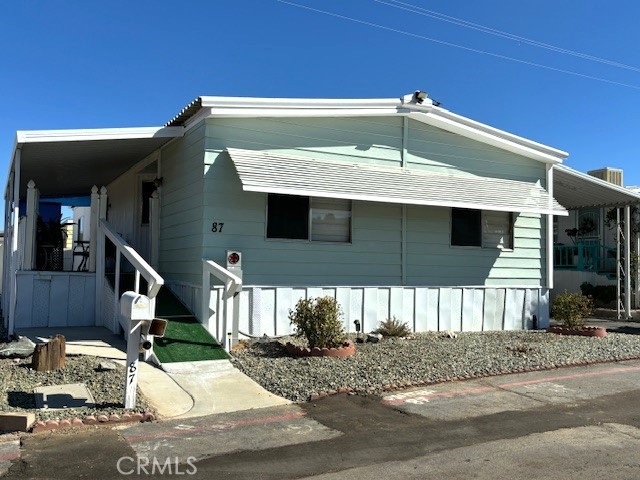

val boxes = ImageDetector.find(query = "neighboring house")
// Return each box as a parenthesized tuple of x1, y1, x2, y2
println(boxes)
(6, 91, 633, 350)
(552, 167, 640, 313)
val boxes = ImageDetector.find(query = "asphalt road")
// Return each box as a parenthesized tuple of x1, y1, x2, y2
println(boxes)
(4, 360, 640, 479)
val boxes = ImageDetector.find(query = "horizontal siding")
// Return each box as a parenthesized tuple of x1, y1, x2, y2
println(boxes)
(198, 116, 547, 289)
(407, 120, 546, 182)
(158, 122, 206, 286)
(205, 116, 404, 168)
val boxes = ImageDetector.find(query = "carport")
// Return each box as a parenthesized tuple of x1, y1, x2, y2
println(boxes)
(553, 164, 640, 318)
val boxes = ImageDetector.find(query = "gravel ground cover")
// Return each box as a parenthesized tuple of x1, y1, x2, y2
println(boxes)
(0, 355, 153, 421)
(231, 331, 640, 402)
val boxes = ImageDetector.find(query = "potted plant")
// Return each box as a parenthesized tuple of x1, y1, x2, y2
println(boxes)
(548, 291, 606, 337)
(286, 296, 355, 357)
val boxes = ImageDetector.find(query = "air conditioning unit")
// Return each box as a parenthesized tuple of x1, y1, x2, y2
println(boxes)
(588, 167, 623, 186)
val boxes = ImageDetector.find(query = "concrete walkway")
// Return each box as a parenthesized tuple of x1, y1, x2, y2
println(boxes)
(16, 327, 289, 419)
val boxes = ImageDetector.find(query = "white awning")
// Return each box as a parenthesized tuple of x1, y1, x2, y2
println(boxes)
(554, 165, 640, 209)
(227, 148, 567, 216)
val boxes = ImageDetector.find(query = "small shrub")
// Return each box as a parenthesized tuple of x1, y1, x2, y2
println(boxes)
(289, 297, 346, 349)
(375, 316, 411, 337)
(551, 291, 592, 329)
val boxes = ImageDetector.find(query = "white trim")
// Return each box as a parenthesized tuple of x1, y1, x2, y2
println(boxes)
(173, 95, 568, 164)
(8, 150, 20, 336)
(15, 126, 183, 144)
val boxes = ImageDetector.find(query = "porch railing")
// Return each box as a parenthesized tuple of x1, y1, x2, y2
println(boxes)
(202, 259, 242, 350)
(554, 243, 616, 274)
(96, 219, 164, 342)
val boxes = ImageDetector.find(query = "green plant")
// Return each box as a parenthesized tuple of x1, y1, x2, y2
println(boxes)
(289, 297, 346, 349)
(551, 291, 592, 329)
(374, 316, 411, 337)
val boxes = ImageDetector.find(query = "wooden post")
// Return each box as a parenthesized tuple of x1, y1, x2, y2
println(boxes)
(32, 335, 66, 371)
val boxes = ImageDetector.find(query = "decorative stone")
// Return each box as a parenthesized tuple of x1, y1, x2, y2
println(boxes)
(286, 341, 356, 358)
(143, 412, 155, 422)
(71, 418, 84, 427)
(108, 414, 120, 422)
(0, 336, 36, 359)
(59, 419, 72, 428)
(83, 416, 97, 425)
(441, 330, 458, 339)
(366, 333, 383, 344)
(97, 361, 117, 371)
(96, 415, 109, 423)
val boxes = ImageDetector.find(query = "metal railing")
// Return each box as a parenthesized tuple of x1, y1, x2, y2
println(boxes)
(96, 219, 164, 336)
(202, 259, 242, 349)
(553, 243, 616, 274)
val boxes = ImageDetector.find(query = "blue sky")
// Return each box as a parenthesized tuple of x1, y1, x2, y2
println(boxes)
(2, 0, 640, 217)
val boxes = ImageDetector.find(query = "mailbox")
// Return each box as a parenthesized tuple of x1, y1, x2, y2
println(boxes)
(120, 291, 153, 321)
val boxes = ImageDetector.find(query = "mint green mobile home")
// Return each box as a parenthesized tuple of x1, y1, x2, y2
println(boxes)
(5, 92, 579, 351)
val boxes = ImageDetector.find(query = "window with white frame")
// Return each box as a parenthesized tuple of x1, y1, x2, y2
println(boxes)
(267, 194, 352, 242)
(451, 208, 513, 249)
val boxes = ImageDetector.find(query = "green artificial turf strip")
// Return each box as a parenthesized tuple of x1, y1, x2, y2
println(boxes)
(153, 316, 229, 363)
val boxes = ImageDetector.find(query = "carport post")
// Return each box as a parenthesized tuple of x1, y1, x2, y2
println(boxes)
(625, 205, 632, 318)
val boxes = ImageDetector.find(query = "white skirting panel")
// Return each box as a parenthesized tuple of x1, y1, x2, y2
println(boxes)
(203, 285, 550, 338)
(15, 271, 96, 329)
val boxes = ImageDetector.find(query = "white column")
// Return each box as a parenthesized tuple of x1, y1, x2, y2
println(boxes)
(616, 208, 621, 320)
(88, 186, 99, 272)
(546, 164, 554, 290)
(24, 180, 38, 270)
(95, 186, 108, 327)
(8, 150, 21, 336)
(202, 265, 211, 335)
(625, 205, 632, 318)
(636, 234, 640, 309)
(150, 190, 159, 269)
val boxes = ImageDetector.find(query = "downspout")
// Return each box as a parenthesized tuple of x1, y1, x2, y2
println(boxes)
(546, 164, 554, 290)
(8, 148, 21, 336)
(401, 117, 408, 286)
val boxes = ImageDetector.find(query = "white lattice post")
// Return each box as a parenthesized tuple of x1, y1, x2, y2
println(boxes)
(202, 265, 211, 335)
(88, 186, 99, 272)
(8, 150, 21, 336)
(24, 180, 39, 270)
(150, 190, 159, 270)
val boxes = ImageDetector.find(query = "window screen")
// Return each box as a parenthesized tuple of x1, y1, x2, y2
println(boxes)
(311, 198, 351, 242)
(482, 211, 513, 249)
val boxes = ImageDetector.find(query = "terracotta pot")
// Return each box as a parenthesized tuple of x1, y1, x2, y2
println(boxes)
(546, 326, 607, 337)
(285, 341, 356, 358)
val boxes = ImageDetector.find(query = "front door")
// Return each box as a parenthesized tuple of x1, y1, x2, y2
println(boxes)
(134, 175, 156, 262)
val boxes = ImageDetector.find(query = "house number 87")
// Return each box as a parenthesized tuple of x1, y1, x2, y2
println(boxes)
(211, 222, 224, 233)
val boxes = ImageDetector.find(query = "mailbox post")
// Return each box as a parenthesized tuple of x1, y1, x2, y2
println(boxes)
(121, 291, 153, 409)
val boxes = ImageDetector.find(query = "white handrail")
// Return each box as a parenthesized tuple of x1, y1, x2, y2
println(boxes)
(202, 259, 242, 348)
(99, 219, 164, 298)
(203, 259, 242, 296)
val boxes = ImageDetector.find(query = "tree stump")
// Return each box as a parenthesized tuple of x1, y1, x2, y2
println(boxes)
(32, 335, 66, 372)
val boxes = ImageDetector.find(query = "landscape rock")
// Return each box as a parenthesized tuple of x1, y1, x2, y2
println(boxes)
(97, 361, 117, 372)
(366, 333, 383, 344)
(441, 330, 458, 339)
(0, 337, 36, 359)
